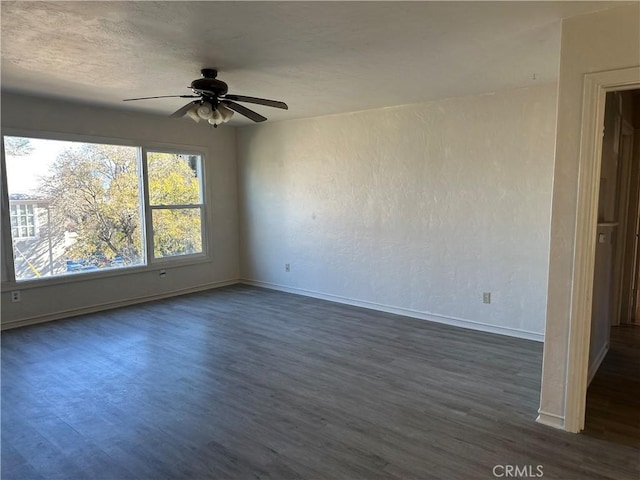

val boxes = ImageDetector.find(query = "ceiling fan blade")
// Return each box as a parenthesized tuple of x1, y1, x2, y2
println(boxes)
(222, 100, 267, 122)
(170, 101, 200, 118)
(123, 95, 200, 101)
(223, 95, 288, 110)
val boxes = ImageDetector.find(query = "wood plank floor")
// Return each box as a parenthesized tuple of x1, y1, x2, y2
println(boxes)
(584, 324, 640, 448)
(2, 285, 638, 479)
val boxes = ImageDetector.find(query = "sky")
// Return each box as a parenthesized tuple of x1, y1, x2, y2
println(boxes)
(4, 137, 68, 195)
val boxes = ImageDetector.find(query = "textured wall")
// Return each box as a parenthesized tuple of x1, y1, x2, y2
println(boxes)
(1, 93, 240, 326)
(238, 83, 558, 339)
(540, 4, 640, 427)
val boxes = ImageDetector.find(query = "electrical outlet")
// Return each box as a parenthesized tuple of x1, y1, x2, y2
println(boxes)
(285, 263, 290, 272)
(11, 291, 20, 303)
(483, 292, 491, 304)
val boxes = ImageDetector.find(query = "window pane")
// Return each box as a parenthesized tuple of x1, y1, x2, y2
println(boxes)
(152, 208, 202, 258)
(3, 136, 146, 281)
(147, 152, 201, 206)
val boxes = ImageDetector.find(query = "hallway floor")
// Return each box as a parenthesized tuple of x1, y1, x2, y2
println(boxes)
(584, 324, 640, 448)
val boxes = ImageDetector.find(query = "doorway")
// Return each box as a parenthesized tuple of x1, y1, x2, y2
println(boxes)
(583, 89, 640, 445)
(617, 108, 640, 327)
(560, 67, 640, 435)
(587, 90, 640, 382)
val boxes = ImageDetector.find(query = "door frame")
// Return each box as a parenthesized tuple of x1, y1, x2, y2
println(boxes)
(564, 66, 640, 433)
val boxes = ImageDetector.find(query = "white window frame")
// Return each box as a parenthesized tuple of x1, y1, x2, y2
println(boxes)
(142, 147, 207, 264)
(0, 129, 210, 287)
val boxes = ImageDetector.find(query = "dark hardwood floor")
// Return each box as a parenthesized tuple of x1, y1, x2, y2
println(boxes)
(2, 285, 638, 479)
(584, 324, 640, 448)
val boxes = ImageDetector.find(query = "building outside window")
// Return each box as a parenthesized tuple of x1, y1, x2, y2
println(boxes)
(10, 201, 37, 239)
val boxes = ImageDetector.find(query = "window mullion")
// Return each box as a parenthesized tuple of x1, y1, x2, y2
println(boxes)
(0, 140, 17, 283)
(140, 147, 154, 265)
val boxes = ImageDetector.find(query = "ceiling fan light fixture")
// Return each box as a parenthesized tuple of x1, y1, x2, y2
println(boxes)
(196, 102, 213, 120)
(210, 108, 223, 124)
(186, 106, 201, 123)
(217, 103, 234, 123)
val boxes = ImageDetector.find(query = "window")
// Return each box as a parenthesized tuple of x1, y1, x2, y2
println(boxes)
(3, 137, 144, 281)
(10, 203, 36, 239)
(2, 136, 206, 282)
(147, 152, 204, 259)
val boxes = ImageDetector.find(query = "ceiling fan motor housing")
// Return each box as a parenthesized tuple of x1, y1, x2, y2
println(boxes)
(190, 78, 228, 96)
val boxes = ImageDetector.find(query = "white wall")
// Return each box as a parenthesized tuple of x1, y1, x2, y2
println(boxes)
(540, 3, 640, 429)
(238, 83, 558, 340)
(0, 93, 240, 327)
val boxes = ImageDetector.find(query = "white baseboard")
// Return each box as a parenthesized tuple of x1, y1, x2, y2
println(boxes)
(4, 277, 546, 344)
(536, 410, 565, 430)
(1, 278, 241, 330)
(240, 279, 544, 342)
(587, 342, 609, 385)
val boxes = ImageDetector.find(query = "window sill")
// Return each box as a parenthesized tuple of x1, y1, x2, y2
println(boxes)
(1, 253, 211, 291)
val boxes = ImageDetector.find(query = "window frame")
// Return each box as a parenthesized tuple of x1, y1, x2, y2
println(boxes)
(0, 129, 210, 288)
(142, 147, 208, 265)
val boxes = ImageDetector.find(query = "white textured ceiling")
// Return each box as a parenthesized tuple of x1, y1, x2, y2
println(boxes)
(0, 1, 628, 125)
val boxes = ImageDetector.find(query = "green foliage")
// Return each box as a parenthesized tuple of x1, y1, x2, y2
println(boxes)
(41, 146, 202, 265)
(152, 208, 202, 258)
(148, 152, 200, 205)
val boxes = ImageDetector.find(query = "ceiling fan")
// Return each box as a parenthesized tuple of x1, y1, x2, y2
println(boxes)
(123, 68, 288, 126)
